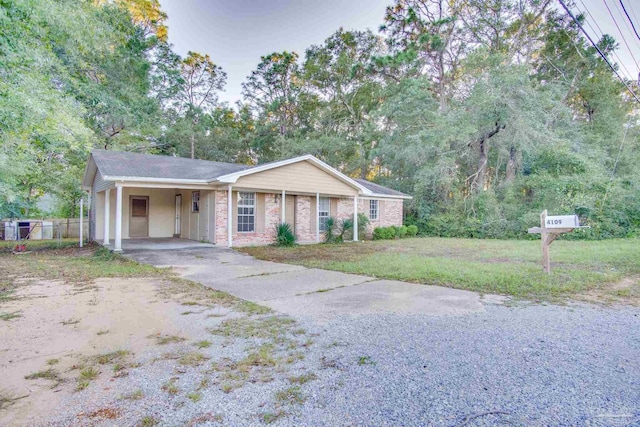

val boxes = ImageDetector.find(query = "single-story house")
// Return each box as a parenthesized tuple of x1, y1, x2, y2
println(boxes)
(81, 150, 411, 251)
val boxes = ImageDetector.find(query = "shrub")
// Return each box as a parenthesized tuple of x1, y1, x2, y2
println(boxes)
(373, 226, 396, 240)
(406, 225, 418, 237)
(357, 213, 370, 239)
(274, 223, 296, 247)
(325, 217, 339, 243)
(395, 225, 408, 238)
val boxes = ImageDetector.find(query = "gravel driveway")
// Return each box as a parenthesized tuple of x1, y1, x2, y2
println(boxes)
(287, 304, 640, 426)
(124, 247, 640, 426)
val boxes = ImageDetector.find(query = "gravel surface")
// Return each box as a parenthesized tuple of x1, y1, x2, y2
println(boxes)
(40, 291, 640, 426)
(281, 303, 640, 427)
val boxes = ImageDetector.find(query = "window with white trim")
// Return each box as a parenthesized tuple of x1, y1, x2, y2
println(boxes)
(318, 197, 330, 232)
(191, 192, 200, 212)
(369, 199, 379, 220)
(237, 192, 256, 232)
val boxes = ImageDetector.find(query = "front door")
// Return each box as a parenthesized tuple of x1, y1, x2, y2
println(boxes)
(129, 196, 149, 238)
(285, 195, 296, 231)
(175, 194, 182, 236)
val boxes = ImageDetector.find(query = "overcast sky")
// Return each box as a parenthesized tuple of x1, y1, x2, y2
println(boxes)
(160, 0, 640, 106)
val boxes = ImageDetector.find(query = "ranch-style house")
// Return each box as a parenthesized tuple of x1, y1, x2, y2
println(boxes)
(82, 150, 411, 251)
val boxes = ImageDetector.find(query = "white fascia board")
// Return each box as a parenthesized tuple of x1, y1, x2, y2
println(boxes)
(102, 175, 211, 184)
(363, 193, 413, 200)
(213, 154, 373, 194)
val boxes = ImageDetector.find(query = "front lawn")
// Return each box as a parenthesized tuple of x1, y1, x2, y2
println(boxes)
(239, 237, 640, 302)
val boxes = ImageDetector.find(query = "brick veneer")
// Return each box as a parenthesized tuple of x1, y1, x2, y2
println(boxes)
(217, 191, 404, 247)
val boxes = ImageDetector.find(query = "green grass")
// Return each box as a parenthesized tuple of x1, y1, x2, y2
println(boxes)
(240, 237, 640, 302)
(0, 238, 80, 252)
(0, 311, 21, 321)
(275, 386, 305, 405)
(0, 245, 163, 284)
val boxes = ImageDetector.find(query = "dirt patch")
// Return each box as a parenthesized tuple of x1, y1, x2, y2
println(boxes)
(0, 276, 178, 426)
(578, 276, 640, 306)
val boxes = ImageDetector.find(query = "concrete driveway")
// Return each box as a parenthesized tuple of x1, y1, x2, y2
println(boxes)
(126, 246, 497, 321)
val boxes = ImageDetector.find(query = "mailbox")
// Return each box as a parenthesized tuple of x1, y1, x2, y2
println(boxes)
(544, 215, 580, 229)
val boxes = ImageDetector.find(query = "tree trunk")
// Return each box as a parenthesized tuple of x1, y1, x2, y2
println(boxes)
(506, 146, 516, 182)
(190, 133, 195, 159)
(476, 138, 487, 191)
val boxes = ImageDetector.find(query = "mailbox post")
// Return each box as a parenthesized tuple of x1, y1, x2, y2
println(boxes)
(528, 210, 587, 274)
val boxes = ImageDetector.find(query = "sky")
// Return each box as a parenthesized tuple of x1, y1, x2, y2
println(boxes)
(160, 0, 640, 106)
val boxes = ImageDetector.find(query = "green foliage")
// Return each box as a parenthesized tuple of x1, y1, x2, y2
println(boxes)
(373, 227, 396, 240)
(406, 225, 418, 237)
(274, 223, 296, 247)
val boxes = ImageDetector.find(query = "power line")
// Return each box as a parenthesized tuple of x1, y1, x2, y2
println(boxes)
(619, 0, 640, 41)
(558, 0, 640, 103)
(577, 0, 636, 80)
(604, 0, 640, 67)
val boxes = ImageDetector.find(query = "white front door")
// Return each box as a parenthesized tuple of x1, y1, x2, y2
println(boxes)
(175, 194, 182, 236)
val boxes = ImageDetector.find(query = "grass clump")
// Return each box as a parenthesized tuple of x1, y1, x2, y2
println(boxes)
(209, 316, 296, 341)
(358, 355, 375, 365)
(0, 311, 21, 321)
(273, 223, 296, 247)
(121, 389, 144, 401)
(138, 416, 159, 427)
(261, 410, 287, 424)
(162, 379, 179, 395)
(149, 334, 186, 345)
(187, 392, 202, 402)
(194, 340, 212, 349)
(288, 372, 317, 384)
(95, 350, 129, 365)
(25, 368, 59, 381)
(77, 366, 100, 390)
(178, 352, 209, 367)
(275, 386, 305, 405)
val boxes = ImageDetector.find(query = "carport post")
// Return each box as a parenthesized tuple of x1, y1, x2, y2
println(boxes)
(316, 192, 320, 242)
(227, 185, 233, 247)
(103, 188, 110, 245)
(114, 184, 123, 252)
(353, 195, 358, 242)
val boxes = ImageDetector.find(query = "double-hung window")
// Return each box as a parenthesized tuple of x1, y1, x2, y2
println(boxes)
(318, 197, 330, 232)
(237, 192, 256, 232)
(369, 200, 379, 220)
(192, 192, 200, 212)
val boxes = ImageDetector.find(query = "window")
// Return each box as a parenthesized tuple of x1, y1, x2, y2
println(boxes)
(369, 200, 379, 220)
(191, 192, 200, 212)
(237, 192, 256, 232)
(318, 197, 330, 232)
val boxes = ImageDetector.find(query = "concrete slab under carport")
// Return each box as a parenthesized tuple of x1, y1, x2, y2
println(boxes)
(260, 279, 485, 321)
(106, 238, 215, 252)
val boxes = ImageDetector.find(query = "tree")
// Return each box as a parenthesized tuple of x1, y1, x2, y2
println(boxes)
(174, 52, 227, 159)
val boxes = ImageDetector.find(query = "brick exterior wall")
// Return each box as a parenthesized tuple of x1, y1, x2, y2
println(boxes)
(217, 191, 404, 247)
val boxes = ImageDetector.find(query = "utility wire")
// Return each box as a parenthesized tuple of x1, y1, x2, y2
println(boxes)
(613, 0, 640, 50)
(619, 0, 640, 41)
(577, 0, 636, 80)
(558, 0, 640, 103)
(603, 0, 640, 67)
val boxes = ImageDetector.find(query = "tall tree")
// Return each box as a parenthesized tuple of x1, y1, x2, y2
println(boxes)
(174, 52, 226, 158)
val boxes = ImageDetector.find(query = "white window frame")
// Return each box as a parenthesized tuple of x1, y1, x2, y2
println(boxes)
(369, 199, 379, 221)
(318, 197, 330, 232)
(237, 192, 256, 233)
(191, 191, 200, 213)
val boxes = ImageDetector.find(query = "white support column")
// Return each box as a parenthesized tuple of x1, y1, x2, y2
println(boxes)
(281, 190, 286, 224)
(227, 185, 233, 247)
(316, 192, 320, 243)
(114, 184, 123, 252)
(353, 195, 359, 242)
(79, 197, 84, 248)
(103, 189, 110, 245)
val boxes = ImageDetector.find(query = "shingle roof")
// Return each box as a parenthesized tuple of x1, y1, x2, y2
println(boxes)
(354, 179, 410, 197)
(90, 150, 409, 198)
(92, 149, 250, 181)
